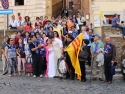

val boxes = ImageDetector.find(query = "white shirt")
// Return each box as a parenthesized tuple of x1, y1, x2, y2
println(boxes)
(17, 20, 24, 27)
(52, 38, 63, 53)
(77, 17, 85, 25)
(24, 37, 28, 44)
(68, 30, 73, 33)
(9, 20, 18, 27)
(58, 24, 62, 28)
(35, 29, 41, 33)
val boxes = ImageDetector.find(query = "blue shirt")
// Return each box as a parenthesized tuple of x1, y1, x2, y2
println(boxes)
(112, 17, 118, 27)
(83, 32, 91, 46)
(72, 31, 77, 38)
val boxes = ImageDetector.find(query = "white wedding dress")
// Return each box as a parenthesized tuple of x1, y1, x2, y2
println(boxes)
(48, 47, 56, 77)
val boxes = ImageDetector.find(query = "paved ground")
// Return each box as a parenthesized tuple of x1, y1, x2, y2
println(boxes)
(0, 61, 125, 94)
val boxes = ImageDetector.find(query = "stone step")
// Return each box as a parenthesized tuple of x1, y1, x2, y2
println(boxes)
(85, 65, 123, 79)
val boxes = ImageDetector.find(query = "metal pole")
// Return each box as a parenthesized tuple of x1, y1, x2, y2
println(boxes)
(90, 59, 93, 82)
(4, 14, 6, 36)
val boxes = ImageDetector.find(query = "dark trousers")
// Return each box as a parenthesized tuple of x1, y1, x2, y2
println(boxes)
(61, 13, 64, 18)
(104, 56, 113, 81)
(66, 53, 75, 79)
(42, 57, 46, 72)
(66, 12, 68, 17)
(32, 55, 43, 76)
(79, 61, 86, 80)
(78, 25, 83, 34)
(10, 27, 17, 29)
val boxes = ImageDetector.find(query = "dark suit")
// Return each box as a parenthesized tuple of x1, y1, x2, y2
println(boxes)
(104, 43, 116, 81)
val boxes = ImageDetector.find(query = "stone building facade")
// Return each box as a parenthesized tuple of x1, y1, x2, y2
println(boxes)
(102, 25, 124, 68)
(0, 0, 63, 29)
(76, 0, 125, 36)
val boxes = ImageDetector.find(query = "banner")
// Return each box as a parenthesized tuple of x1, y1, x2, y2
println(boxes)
(66, 33, 84, 80)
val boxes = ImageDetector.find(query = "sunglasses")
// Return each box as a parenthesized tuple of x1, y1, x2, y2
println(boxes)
(10, 40, 13, 41)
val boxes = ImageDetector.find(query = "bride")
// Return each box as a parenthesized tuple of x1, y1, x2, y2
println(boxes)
(45, 39, 56, 78)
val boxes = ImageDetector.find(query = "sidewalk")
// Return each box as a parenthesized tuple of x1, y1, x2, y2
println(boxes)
(0, 61, 123, 79)
(0, 61, 3, 72)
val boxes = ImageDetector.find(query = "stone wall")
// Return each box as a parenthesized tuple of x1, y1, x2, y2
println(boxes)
(0, 30, 17, 60)
(52, 0, 63, 17)
(0, 0, 46, 29)
(102, 25, 125, 68)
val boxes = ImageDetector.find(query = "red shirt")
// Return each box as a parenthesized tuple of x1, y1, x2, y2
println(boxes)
(14, 36, 19, 47)
(43, 20, 47, 26)
(35, 22, 42, 27)
(25, 25, 32, 32)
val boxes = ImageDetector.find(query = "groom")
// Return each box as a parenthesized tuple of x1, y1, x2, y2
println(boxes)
(48, 35, 63, 79)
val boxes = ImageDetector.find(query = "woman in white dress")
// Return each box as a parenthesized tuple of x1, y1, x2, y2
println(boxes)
(45, 39, 56, 78)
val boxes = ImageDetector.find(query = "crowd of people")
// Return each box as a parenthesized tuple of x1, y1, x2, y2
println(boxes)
(1, 12, 117, 84)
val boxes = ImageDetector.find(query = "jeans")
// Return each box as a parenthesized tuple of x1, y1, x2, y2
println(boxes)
(8, 58, 17, 74)
(2, 54, 8, 73)
(117, 25, 125, 36)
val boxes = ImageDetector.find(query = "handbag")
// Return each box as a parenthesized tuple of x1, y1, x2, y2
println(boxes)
(110, 65, 115, 75)
(78, 50, 89, 60)
(25, 58, 33, 73)
(57, 58, 67, 74)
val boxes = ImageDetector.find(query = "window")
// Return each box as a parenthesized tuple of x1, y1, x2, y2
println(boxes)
(103, 15, 120, 24)
(15, 0, 24, 6)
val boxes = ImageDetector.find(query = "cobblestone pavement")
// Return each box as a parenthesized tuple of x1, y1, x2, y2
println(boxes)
(0, 61, 125, 94)
(0, 74, 125, 94)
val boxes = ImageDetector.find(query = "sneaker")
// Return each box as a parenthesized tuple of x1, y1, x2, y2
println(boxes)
(39, 74, 43, 78)
(33, 75, 36, 78)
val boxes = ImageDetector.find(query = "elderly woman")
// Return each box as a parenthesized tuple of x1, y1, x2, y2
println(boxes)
(5, 38, 17, 77)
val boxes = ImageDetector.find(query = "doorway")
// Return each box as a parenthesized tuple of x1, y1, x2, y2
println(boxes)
(68, 0, 81, 10)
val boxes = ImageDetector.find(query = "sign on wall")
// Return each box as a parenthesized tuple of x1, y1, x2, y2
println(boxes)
(92, 5, 99, 11)
(123, 9, 125, 22)
(1, 0, 9, 9)
(94, 15, 101, 27)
